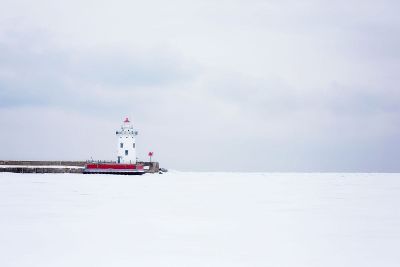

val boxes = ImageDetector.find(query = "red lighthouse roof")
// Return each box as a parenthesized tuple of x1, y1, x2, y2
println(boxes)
(124, 117, 130, 123)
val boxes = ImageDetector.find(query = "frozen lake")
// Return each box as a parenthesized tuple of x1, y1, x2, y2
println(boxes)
(1, 172, 399, 267)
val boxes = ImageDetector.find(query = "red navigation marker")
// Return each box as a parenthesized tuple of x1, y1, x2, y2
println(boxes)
(148, 152, 153, 162)
(124, 117, 130, 123)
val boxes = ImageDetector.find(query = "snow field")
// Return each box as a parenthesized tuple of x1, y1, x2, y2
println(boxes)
(0, 172, 399, 267)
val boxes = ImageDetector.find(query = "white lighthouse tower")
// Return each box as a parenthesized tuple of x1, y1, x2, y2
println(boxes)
(116, 117, 138, 164)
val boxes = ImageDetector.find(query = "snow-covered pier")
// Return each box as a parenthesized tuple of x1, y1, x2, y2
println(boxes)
(0, 160, 85, 173)
(0, 160, 160, 174)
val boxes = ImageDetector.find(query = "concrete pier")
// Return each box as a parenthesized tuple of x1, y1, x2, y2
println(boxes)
(0, 160, 86, 167)
(0, 161, 160, 174)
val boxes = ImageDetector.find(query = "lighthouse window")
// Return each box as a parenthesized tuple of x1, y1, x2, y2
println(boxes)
(120, 143, 123, 148)
(133, 143, 135, 148)
(125, 150, 129, 156)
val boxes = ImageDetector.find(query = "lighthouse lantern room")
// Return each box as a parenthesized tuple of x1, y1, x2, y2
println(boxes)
(116, 117, 138, 164)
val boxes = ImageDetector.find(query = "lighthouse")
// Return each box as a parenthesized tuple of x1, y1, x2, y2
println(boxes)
(116, 118, 138, 164)
(83, 117, 147, 174)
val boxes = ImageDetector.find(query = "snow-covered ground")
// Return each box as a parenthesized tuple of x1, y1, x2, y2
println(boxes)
(0, 172, 399, 267)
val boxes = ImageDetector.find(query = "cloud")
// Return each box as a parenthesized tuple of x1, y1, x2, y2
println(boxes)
(0, 0, 400, 171)
(0, 30, 197, 114)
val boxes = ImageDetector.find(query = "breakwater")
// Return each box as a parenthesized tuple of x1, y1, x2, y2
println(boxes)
(0, 160, 160, 174)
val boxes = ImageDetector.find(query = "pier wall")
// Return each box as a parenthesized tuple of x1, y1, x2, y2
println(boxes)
(0, 161, 160, 174)
(0, 167, 84, 174)
(0, 160, 86, 167)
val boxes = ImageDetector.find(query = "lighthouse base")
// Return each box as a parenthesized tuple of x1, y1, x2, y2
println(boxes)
(83, 163, 145, 175)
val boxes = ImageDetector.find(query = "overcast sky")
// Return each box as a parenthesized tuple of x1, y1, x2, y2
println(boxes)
(0, 0, 399, 171)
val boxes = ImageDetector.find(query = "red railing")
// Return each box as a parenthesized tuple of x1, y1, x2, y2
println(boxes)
(85, 164, 144, 170)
